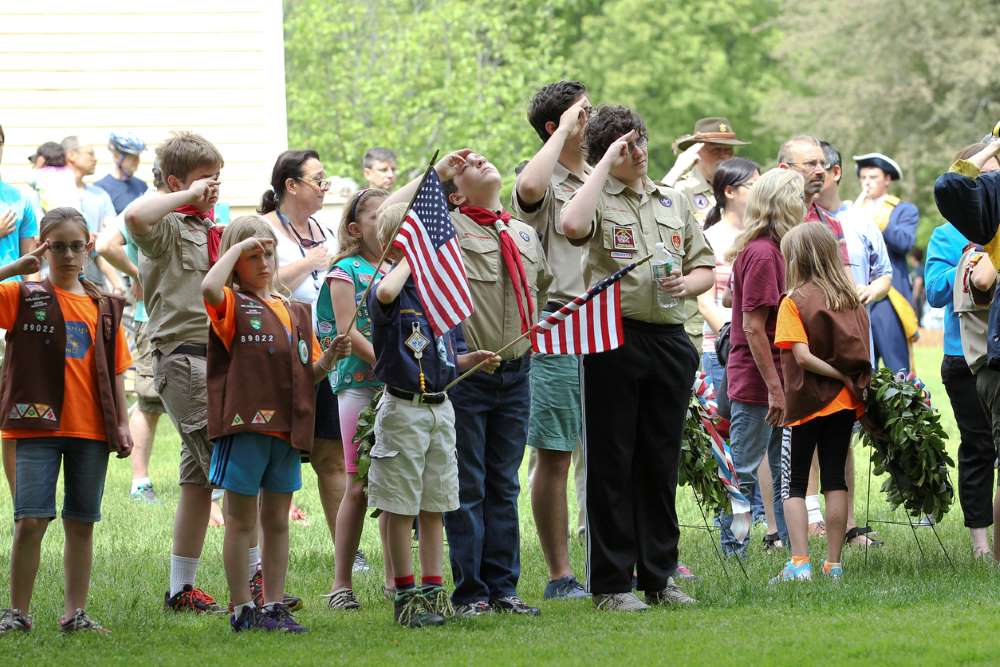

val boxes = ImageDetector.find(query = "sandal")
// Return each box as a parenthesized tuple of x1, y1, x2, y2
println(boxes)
(845, 526, 883, 547)
(762, 532, 784, 551)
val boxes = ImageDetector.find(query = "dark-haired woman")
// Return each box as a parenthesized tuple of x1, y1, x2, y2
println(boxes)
(258, 151, 343, 542)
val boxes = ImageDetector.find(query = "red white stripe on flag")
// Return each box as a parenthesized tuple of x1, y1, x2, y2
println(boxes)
(394, 210, 474, 336)
(530, 281, 623, 355)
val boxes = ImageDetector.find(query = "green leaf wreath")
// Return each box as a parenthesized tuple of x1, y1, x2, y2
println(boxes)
(859, 368, 954, 520)
(353, 388, 383, 495)
(679, 396, 729, 514)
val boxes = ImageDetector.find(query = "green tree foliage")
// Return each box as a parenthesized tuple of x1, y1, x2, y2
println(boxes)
(569, 0, 782, 175)
(283, 0, 780, 190)
(759, 0, 1000, 246)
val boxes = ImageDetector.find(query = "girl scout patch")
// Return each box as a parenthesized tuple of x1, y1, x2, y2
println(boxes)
(298, 338, 309, 364)
(317, 321, 333, 335)
(613, 226, 636, 251)
(250, 317, 262, 331)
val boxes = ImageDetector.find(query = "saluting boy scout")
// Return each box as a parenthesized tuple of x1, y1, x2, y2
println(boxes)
(511, 80, 591, 599)
(561, 106, 715, 613)
(380, 150, 552, 617)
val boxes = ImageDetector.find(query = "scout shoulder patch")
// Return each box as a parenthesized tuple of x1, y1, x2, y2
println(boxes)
(693, 194, 710, 209)
(659, 196, 672, 208)
(519, 230, 531, 242)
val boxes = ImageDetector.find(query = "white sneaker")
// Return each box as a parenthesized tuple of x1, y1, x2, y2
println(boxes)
(593, 592, 649, 612)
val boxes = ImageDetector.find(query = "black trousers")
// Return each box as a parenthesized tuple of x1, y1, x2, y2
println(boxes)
(786, 410, 855, 498)
(959, 359, 1000, 528)
(583, 319, 698, 594)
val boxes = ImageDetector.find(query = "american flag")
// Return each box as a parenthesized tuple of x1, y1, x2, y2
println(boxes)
(530, 261, 638, 355)
(393, 169, 474, 335)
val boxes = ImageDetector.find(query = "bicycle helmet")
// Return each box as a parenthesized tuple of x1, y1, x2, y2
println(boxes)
(108, 132, 145, 156)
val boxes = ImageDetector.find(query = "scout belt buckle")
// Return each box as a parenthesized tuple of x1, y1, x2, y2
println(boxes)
(414, 390, 446, 405)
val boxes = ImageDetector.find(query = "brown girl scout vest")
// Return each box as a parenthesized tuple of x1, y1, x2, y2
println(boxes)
(206, 291, 316, 452)
(0, 280, 127, 451)
(779, 282, 872, 425)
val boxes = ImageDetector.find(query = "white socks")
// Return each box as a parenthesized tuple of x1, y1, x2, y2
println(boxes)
(806, 495, 823, 524)
(131, 476, 152, 493)
(248, 546, 261, 580)
(169, 554, 200, 597)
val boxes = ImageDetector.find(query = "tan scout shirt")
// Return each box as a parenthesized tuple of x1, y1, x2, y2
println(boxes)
(132, 211, 211, 353)
(673, 167, 715, 226)
(672, 167, 715, 345)
(511, 162, 591, 305)
(567, 175, 715, 325)
(453, 210, 552, 359)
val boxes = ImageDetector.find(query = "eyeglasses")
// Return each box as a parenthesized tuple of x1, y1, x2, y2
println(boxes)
(48, 241, 87, 255)
(786, 159, 830, 171)
(296, 175, 331, 191)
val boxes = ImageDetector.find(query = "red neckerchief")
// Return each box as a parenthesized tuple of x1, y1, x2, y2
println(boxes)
(806, 203, 850, 266)
(174, 204, 215, 222)
(459, 205, 534, 333)
(173, 205, 221, 264)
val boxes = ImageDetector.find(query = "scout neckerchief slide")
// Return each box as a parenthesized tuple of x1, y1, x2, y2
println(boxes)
(405, 321, 430, 393)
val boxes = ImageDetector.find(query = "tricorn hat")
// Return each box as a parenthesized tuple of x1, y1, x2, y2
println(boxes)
(853, 152, 902, 181)
(673, 117, 751, 153)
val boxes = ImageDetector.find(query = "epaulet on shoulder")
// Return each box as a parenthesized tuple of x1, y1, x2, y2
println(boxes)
(884, 195, 901, 207)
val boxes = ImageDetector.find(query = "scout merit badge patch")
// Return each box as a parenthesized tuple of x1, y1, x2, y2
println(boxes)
(231, 413, 244, 426)
(10, 403, 56, 421)
(252, 410, 275, 425)
(613, 226, 636, 252)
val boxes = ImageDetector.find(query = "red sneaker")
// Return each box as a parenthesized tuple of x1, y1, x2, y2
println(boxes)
(164, 585, 226, 614)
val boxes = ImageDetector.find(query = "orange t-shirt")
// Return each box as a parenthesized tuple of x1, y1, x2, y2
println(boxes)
(205, 287, 321, 441)
(0, 283, 132, 442)
(774, 297, 863, 427)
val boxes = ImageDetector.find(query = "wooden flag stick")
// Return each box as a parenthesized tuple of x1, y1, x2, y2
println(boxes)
(442, 253, 654, 392)
(340, 150, 441, 337)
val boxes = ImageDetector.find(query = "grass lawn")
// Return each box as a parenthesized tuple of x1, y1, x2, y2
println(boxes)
(2, 344, 999, 666)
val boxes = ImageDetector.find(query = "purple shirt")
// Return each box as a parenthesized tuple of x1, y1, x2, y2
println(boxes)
(727, 236, 785, 405)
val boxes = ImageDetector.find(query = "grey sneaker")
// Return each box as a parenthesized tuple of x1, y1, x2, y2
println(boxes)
(0, 608, 32, 634)
(130, 483, 160, 504)
(352, 550, 371, 573)
(323, 587, 361, 610)
(644, 578, 696, 606)
(59, 608, 110, 634)
(454, 600, 492, 617)
(593, 592, 649, 612)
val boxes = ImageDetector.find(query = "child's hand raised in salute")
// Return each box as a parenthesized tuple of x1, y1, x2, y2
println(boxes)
(0, 241, 48, 281)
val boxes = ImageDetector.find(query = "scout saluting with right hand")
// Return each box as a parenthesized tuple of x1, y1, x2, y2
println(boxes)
(200, 216, 350, 633)
(0, 207, 133, 635)
(560, 106, 716, 612)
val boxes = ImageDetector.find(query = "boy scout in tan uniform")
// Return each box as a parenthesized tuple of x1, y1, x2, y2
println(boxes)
(510, 80, 591, 600)
(664, 117, 751, 350)
(561, 106, 714, 612)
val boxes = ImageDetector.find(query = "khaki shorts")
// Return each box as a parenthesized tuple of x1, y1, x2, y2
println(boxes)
(368, 392, 459, 516)
(133, 323, 165, 415)
(154, 350, 213, 488)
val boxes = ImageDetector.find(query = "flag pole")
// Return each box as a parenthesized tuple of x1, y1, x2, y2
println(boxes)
(340, 150, 441, 337)
(442, 253, 654, 392)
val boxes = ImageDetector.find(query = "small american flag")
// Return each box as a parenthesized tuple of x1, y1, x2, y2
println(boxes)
(393, 169, 474, 335)
(530, 261, 639, 355)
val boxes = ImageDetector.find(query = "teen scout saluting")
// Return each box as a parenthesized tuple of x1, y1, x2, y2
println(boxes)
(201, 216, 350, 632)
(561, 106, 715, 612)
(0, 208, 132, 635)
